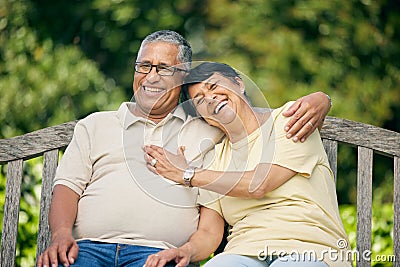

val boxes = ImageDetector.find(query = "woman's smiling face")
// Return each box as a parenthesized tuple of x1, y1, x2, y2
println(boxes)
(188, 72, 246, 129)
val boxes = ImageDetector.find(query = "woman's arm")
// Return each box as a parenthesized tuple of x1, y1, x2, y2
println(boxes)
(144, 145, 296, 198)
(194, 163, 296, 198)
(144, 207, 224, 267)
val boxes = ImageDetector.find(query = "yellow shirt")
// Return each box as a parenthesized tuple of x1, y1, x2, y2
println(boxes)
(198, 102, 351, 267)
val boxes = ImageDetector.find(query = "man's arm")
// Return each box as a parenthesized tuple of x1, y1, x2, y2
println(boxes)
(144, 207, 224, 267)
(283, 91, 331, 142)
(37, 185, 80, 267)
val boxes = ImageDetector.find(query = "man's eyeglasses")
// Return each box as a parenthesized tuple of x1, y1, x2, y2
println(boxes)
(134, 62, 188, 76)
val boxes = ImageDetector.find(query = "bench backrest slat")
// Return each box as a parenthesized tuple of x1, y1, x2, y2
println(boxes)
(322, 117, 400, 157)
(0, 121, 76, 164)
(1, 159, 23, 267)
(394, 156, 400, 267)
(35, 149, 59, 265)
(322, 139, 338, 183)
(356, 147, 373, 267)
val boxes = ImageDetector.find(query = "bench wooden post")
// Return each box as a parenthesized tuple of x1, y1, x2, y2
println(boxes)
(35, 149, 59, 265)
(1, 160, 23, 267)
(394, 156, 400, 267)
(356, 147, 373, 267)
(322, 139, 338, 182)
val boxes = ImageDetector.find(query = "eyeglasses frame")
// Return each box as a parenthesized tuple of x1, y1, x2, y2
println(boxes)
(134, 62, 188, 76)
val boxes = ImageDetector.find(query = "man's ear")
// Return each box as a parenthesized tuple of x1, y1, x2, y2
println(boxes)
(235, 77, 245, 94)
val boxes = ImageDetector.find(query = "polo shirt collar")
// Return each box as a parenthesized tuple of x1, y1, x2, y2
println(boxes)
(116, 102, 187, 129)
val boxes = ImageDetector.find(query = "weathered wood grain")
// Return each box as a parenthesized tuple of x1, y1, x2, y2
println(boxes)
(35, 149, 59, 265)
(322, 116, 400, 157)
(323, 139, 338, 183)
(356, 147, 373, 267)
(0, 121, 77, 164)
(0, 160, 23, 267)
(1, 117, 399, 163)
(394, 156, 400, 267)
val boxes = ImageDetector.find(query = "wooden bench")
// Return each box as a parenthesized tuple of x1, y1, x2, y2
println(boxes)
(0, 117, 399, 267)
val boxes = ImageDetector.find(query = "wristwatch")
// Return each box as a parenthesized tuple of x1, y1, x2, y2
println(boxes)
(183, 166, 195, 187)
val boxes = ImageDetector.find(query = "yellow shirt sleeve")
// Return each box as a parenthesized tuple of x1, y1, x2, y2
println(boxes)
(270, 102, 325, 177)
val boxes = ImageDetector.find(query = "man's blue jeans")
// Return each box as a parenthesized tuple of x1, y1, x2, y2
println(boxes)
(64, 240, 177, 267)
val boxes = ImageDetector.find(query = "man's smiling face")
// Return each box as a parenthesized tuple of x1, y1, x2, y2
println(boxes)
(132, 42, 185, 121)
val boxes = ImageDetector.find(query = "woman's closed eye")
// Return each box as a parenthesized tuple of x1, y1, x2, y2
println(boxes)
(194, 96, 205, 106)
(208, 83, 217, 91)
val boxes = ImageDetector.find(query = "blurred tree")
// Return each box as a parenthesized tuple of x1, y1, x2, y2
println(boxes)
(0, 0, 126, 138)
(28, 0, 205, 100)
(197, 0, 400, 132)
(0, 0, 204, 138)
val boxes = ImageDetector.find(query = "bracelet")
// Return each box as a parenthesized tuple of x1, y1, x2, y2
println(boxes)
(325, 93, 332, 108)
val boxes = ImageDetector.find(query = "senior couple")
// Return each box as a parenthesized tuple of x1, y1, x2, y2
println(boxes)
(38, 30, 350, 267)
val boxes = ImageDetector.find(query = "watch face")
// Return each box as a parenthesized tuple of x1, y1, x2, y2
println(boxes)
(183, 167, 195, 187)
(184, 168, 195, 179)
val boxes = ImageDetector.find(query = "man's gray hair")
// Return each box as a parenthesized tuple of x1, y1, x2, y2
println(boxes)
(139, 30, 192, 64)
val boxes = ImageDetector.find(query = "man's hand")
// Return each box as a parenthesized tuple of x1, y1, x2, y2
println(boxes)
(38, 185, 80, 267)
(283, 92, 331, 142)
(144, 247, 191, 267)
(37, 228, 79, 267)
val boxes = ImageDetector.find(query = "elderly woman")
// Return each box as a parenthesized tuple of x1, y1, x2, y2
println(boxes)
(144, 62, 350, 267)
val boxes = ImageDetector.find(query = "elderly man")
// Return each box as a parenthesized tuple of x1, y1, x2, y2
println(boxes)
(38, 30, 331, 267)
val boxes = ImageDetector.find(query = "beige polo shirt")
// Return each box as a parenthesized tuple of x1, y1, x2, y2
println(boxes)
(54, 102, 223, 249)
(198, 102, 351, 266)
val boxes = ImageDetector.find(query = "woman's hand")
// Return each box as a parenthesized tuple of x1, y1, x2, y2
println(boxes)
(283, 92, 331, 142)
(144, 248, 191, 267)
(144, 145, 189, 185)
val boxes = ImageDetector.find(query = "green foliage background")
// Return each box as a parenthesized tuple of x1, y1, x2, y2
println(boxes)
(0, 0, 399, 266)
